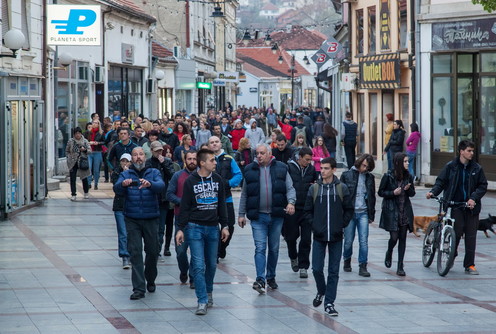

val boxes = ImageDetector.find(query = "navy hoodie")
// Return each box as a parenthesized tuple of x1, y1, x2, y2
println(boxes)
(178, 171, 228, 231)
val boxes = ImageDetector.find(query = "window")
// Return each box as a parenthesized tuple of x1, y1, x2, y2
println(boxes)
(1, 0, 9, 37)
(398, 0, 407, 49)
(108, 66, 143, 118)
(368, 7, 376, 54)
(21, 0, 29, 49)
(356, 9, 364, 55)
(369, 93, 378, 156)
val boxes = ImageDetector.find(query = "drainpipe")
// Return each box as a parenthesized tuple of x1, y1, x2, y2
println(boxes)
(414, 0, 421, 180)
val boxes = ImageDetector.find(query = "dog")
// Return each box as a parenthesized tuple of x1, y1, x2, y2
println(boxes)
(413, 215, 438, 237)
(478, 214, 496, 238)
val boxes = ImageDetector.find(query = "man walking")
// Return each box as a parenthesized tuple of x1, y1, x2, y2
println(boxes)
(272, 134, 294, 165)
(176, 148, 229, 315)
(107, 128, 138, 171)
(340, 112, 358, 169)
(238, 143, 296, 294)
(285, 147, 317, 278)
(304, 157, 353, 316)
(212, 124, 235, 156)
(208, 136, 242, 260)
(114, 147, 165, 300)
(426, 140, 487, 274)
(166, 150, 197, 288)
(340, 154, 376, 277)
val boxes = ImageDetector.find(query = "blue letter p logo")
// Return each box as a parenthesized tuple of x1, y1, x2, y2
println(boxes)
(52, 9, 97, 35)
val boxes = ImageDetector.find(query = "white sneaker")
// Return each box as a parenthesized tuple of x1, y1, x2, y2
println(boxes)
(83, 193, 89, 199)
(70, 196, 76, 201)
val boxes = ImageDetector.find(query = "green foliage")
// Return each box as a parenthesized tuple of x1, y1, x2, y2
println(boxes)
(472, 0, 496, 13)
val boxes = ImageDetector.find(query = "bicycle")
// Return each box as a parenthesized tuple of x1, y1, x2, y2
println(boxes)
(422, 196, 467, 276)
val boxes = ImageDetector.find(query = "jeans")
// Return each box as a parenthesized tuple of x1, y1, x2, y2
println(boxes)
(69, 164, 89, 196)
(125, 217, 159, 293)
(406, 151, 416, 176)
(284, 211, 311, 269)
(312, 239, 342, 306)
(87, 151, 103, 186)
(114, 211, 130, 258)
(174, 219, 190, 278)
(186, 222, 219, 304)
(343, 212, 369, 264)
(387, 150, 393, 171)
(344, 141, 356, 169)
(103, 151, 110, 181)
(250, 213, 284, 281)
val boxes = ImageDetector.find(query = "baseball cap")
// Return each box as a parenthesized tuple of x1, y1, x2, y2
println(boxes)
(120, 153, 132, 161)
(150, 141, 164, 152)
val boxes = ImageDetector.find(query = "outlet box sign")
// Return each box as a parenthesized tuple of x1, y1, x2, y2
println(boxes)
(47, 5, 101, 45)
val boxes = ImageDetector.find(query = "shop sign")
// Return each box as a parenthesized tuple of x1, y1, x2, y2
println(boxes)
(197, 82, 212, 89)
(122, 43, 134, 64)
(47, 5, 101, 45)
(432, 19, 496, 50)
(359, 53, 400, 89)
(217, 72, 238, 82)
(213, 80, 226, 86)
(380, 0, 390, 50)
(249, 87, 258, 93)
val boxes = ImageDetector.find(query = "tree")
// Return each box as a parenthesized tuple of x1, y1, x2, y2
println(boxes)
(472, 0, 496, 12)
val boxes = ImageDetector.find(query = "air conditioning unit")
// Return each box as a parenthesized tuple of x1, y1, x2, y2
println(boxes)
(173, 46, 181, 58)
(146, 78, 156, 94)
(94, 66, 105, 83)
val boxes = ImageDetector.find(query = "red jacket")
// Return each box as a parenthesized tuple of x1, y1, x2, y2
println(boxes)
(278, 120, 293, 140)
(230, 128, 246, 150)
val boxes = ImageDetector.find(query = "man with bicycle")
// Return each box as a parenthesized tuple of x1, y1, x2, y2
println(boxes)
(426, 140, 488, 275)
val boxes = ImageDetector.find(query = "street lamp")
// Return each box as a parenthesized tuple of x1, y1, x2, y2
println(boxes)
(290, 54, 295, 111)
(0, 29, 26, 58)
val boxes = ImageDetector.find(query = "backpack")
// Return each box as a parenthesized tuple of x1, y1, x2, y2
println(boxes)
(312, 182, 343, 202)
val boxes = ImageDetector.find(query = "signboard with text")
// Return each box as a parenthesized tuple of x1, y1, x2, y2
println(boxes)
(380, 0, 390, 50)
(47, 5, 101, 45)
(359, 53, 400, 89)
(432, 19, 496, 50)
(217, 72, 239, 82)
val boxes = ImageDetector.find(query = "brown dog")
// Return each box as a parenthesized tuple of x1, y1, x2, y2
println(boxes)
(413, 215, 438, 237)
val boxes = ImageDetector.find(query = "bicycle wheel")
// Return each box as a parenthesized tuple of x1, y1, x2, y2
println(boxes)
(437, 226, 456, 276)
(422, 222, 436, 267)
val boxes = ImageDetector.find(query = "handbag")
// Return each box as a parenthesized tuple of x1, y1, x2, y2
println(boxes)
(79, 154, 89, 170)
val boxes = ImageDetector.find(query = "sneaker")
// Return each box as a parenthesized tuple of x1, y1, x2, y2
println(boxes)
(266, 278, 278, 290)
(83, 193, 89, 199)
(313, 294, 324, 307)
(70, 196, 76, 201)
(130, 291, 145, 300)
(465, 265, 479, 275)
(179, 272, 188, 283)
(291, 258, 299, 272)
(325, 303, 338, 316)
(299, 268, 308, 278)
(122, 257, 131, 269)
(207, 293, 213, 308)
(158, 254, 165, 263)
(252, 279, 266, 294)
(195, 303, 208, 315)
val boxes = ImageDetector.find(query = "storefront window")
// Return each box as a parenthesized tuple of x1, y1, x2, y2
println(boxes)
(433, 54, 452, 74)
(369, 93, 378, 156)
(457, 77, 473, 143)
(400, 94, 409, 130)
(432, 77, 453, 152)
(108, 66, 142, 118)
(382, 91, 394, 149)
(368, 7, 376, 54)
(457, 54, 473, 73)
(481, 53, 496, 72)
(480, 76, 496, 155)
(77, 82, 89, 130)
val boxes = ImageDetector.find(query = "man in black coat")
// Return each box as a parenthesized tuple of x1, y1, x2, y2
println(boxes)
(285, 147, 318, 278)
(272, 134, 294, 165)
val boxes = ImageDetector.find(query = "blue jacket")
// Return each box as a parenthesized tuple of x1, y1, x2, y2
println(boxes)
(113, 164, 165, 219)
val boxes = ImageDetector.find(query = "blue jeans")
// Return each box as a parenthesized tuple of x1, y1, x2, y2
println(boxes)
(312, 239, 342, 306)
(87, 151, 103, 186)
(186, 223, 219, 304)
(174, 218, 190, 279)
(406, 151, 416, 176)
(387, 150, 393, 171)
(250, 213, 284, 281)
(343, 212, 369, 264)
(114, 211, 130, 258)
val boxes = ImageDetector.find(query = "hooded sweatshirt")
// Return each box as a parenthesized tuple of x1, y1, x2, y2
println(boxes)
(177, 171, 228, 230)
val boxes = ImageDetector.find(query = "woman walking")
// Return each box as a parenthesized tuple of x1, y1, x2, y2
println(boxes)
(378, 153, 415, 276)
(405, 123, 421, 179)
(312, 136, 330, 178)
(384, 120, 406, 171)
(66, 127, 92, 201)
(84, 119, 105, 189)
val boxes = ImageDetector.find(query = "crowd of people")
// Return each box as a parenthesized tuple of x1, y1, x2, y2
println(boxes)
(65, 106, 488, 318)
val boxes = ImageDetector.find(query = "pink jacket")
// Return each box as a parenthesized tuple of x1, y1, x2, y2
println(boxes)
(312, 146, 330, 171)
(406, 131, 421, 153)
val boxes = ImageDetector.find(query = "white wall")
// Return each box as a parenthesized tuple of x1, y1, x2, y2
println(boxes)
(237, 72, 260, 108)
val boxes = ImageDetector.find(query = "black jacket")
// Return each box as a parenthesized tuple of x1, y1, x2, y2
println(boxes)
(384, 128, 405, 154)
(340, 167, 376, 221)
(160, 132, 180, 151)
(288, 160, 317, 209)
(430, 157, 487, 215)
(304, 177, 353, 242)
(147, 156, 175, 206)
(111, 166, 126, 211)
(272, 146, 294, 164)
(378, 171, 415, 232)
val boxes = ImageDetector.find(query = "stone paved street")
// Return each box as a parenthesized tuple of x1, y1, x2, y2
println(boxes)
(1, 174, 496, 333)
